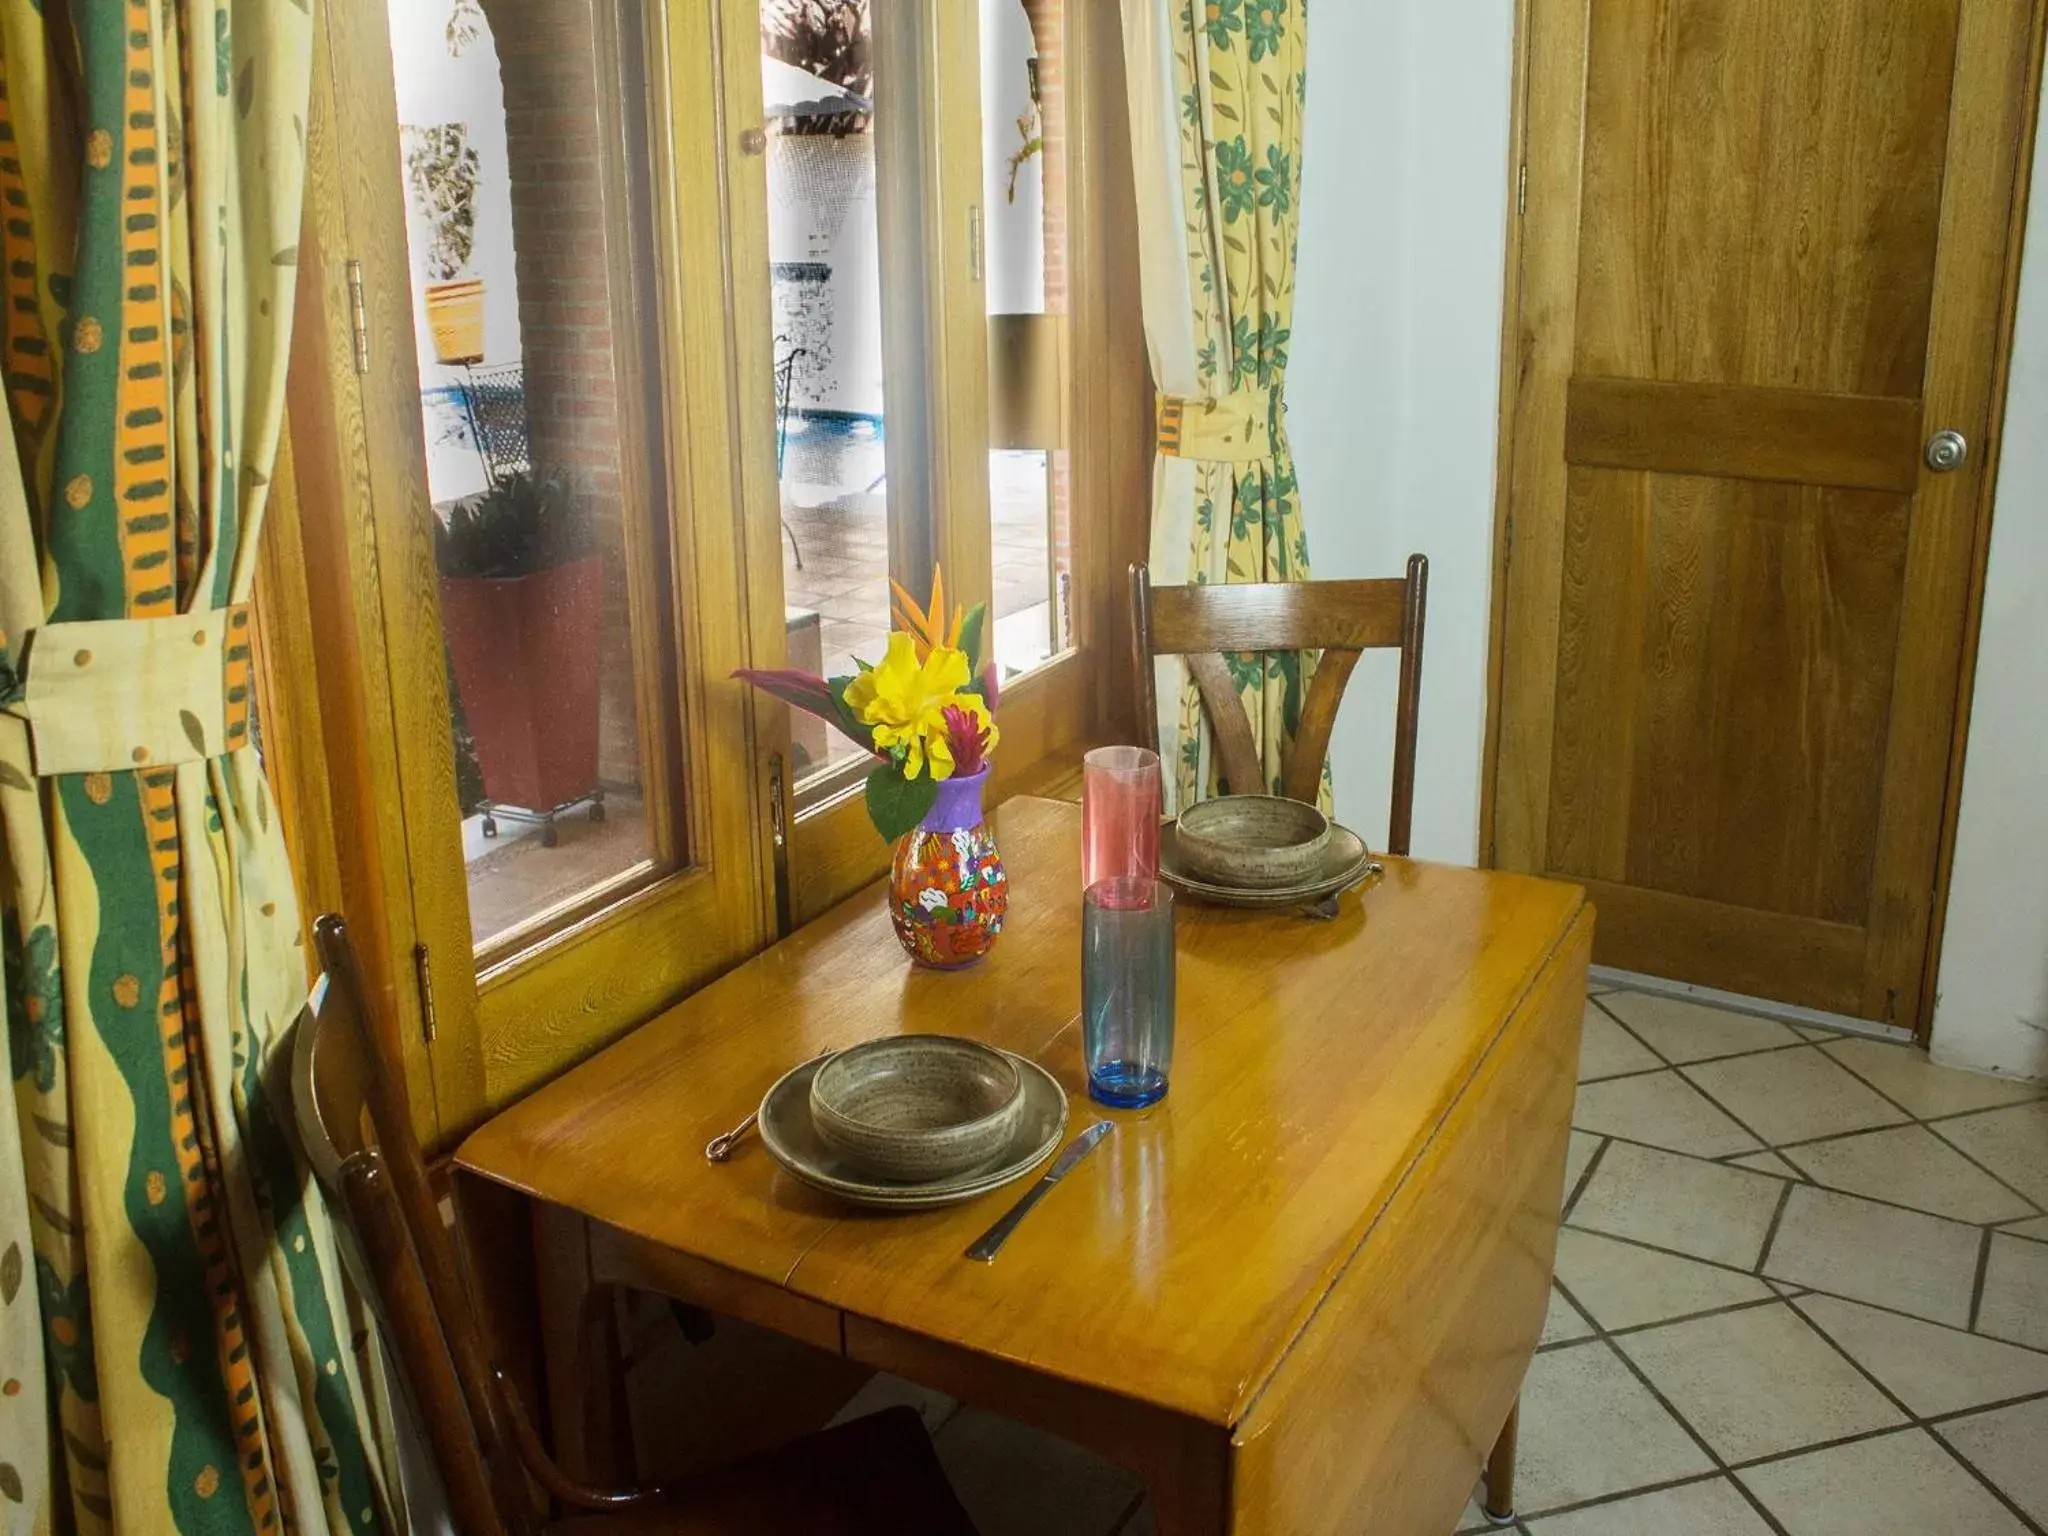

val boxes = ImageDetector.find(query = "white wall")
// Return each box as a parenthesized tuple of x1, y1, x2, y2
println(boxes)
(981, 0, 1045, 316)
(1291, 0, 1516, 861)
(1929, 108, 2048, 1084)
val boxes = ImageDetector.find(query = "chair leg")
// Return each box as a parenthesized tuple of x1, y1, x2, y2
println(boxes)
(1483, 1399, 1519, 1525)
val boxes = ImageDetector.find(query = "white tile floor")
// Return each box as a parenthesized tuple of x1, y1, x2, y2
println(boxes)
(815, 987, 2048, 1534)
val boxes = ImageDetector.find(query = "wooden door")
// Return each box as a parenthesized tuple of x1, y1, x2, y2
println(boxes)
(1491, 0, 2044, 1031)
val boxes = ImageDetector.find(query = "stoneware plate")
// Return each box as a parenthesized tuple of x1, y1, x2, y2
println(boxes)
(758, 1049, 1069, 1210)
(1159, 821, 1373, 908)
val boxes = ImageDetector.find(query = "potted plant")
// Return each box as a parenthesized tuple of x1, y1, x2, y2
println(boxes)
(435, 475, 603, 843)
(404, 121, 486, 365)
(737, 568, 1006, 967)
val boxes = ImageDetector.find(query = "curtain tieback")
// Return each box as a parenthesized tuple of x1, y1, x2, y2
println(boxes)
(4, 607, 257, 776)
(1156, 385, 1278, 463)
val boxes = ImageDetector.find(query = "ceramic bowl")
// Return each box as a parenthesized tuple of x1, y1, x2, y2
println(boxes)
(1172, 795, 1333, 889)
(809, 1036, 1025, 1183)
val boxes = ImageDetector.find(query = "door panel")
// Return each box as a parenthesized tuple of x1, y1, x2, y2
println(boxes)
(1574, 0, 1957, 397)
(1494, 0, 2044, 1030)
(1546, 470, 1909, 926)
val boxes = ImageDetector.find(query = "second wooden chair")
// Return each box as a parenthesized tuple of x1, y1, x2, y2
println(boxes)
(1129, 555, 1428, 854)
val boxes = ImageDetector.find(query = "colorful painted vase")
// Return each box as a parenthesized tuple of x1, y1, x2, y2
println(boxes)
(889, 766, 1006, 969)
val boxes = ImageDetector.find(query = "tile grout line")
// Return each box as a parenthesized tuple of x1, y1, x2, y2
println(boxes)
(1537, 1294, 1781, 1353)
(1543, 1286, 1800, 1536)
(1920, 1119, 2048, 1223)
(1801, 1049, 2047, 1218)
(1560, 1135, 1610, 1226)
(1488, 1470, 1726, 1531)
(1595, 1011, 2044, 1219)
(1559, 990, 2048, 1534)
(1669, 1062, 1784, 1156)
(1568, 1126, 2031, 1233)
(1924, 1386, 2048, 1431)
(1567, 1169, 2048, 1346)
(1969, 1227, 1994, 1334)
(1752, 1178, 1796, 1278)
(1101, 1487, 1147, 1536)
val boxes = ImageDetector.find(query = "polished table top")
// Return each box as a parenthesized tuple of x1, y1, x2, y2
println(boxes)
(456, 796, 1587, 1428)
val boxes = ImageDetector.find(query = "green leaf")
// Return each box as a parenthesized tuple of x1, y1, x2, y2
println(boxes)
(0, 1463, 20, 1503)
(956, 602, 987, 674)
(1, 1241, 19, 1303)
(180, 710, 207, 756)
(825, 676, 877, 751)
(864, 765, 938, 843)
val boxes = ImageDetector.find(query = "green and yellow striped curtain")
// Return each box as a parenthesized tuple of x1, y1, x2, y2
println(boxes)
(0, 5, 396, 1532)
(1121, 0, 1324, 813)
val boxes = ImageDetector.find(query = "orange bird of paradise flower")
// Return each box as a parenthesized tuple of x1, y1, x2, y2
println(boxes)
(891, 564, 965, 661)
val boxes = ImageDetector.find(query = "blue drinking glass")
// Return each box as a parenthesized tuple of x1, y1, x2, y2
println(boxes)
(1082, 877, 1176, 1108)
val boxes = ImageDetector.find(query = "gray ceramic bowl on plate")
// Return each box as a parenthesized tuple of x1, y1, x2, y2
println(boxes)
(1173, 795, 1332, 889)
(809, 1035, 1025, 1183)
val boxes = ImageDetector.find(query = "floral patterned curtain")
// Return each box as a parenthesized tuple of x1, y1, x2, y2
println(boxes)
(1120, 0, 1322, 813)
(0, 5, 396, 1532)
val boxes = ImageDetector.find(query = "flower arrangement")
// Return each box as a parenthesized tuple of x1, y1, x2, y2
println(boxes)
(736, 567, 1000, 841)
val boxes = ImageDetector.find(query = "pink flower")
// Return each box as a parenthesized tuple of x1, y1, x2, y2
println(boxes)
(940, 703, 993, 777)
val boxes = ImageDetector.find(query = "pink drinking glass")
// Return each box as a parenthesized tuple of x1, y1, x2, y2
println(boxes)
(1082, 746, 1162, 892)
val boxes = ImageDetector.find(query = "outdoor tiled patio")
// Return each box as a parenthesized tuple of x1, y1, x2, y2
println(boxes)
(781, 441, 1060, 683)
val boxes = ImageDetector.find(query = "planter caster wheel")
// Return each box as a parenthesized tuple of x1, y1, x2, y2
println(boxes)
(481, 815, 498, 839)
(589, 799, 606, 824)
(541, 821, 560, 849)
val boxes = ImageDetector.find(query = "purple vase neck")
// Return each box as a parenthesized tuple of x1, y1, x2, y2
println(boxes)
(921, 765, 991, 832)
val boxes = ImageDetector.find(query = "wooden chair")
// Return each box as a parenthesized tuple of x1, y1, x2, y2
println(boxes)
(1129, 555, 1429, 854)
(291, 913, 977, 1536)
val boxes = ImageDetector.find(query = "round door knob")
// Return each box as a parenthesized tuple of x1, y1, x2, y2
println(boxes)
(1925, 429, 1969, 473)
(738, 127, 768, 156)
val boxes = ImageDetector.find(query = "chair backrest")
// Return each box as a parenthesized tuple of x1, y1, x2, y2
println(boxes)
(293, 915, 537, 1535)
(1130, 555, 1428, 855)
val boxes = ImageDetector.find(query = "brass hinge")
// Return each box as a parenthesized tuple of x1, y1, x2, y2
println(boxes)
(346, 259, 370, 375)
(768, 753, 793, 938)
(412, 942, 438, 1044)
(1517, 163, 1528, 218)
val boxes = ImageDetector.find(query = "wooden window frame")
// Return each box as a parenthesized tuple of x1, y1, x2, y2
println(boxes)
(257, 0, 1149, 1148)
(768, 0, 1154, 923)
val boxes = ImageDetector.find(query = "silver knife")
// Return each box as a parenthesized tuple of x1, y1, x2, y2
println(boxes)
(964, 1121, 1115, 1262)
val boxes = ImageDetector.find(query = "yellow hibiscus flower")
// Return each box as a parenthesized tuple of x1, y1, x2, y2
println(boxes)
(842, 633, 989, 779)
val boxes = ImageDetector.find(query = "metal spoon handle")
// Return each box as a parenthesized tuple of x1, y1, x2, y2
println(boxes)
(706, 1049, 836, 1163)
(705, 1112, 758, 1163)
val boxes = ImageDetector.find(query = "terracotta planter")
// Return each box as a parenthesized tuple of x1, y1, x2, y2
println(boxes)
(440, 557, 602, 814)
(424, 278, 485, 365)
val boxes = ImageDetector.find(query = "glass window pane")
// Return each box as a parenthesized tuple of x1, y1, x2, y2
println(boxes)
(981, 0, 1072, 679)
(389, 0, 669, 951)
(761, 2, 898, 784)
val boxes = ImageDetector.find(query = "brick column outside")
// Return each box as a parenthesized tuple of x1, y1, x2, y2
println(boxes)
(481, 0, 642, 798)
